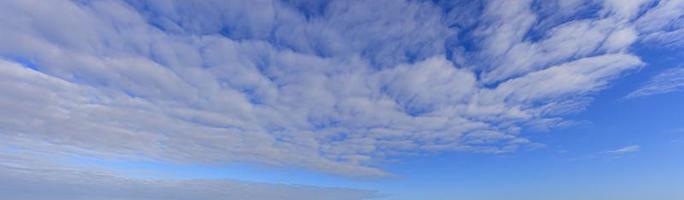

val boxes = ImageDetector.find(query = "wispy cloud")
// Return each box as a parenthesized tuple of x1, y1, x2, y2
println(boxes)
(0, 0, 681, 178)
(606, 145, 641, 155)
(627, 67, 684, 98)
(0, 152, 377, 200)
(636, 0, 684, 48)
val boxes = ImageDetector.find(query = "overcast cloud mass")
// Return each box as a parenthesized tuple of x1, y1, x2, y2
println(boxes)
(1, 0, 684, 199)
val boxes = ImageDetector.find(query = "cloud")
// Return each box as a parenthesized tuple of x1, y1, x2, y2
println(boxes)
(0, 152, 377, 200)
(627, 67, 684, 98)
(605, 145, 641, 155)
(0, 0, 680, 177)
(636, 0, 684, 47)
(602, 0, 654, 20)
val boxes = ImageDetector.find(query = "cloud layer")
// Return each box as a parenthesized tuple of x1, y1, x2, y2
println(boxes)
(0, 153, 377, 200)
(0, 0, 682, 178)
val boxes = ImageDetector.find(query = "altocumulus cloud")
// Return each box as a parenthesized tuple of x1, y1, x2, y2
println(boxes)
(1, 0, 683, 182)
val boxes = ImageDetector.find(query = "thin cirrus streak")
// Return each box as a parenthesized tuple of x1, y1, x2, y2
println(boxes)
(627, 67, 684, 98)
(605, 145, 641, 155)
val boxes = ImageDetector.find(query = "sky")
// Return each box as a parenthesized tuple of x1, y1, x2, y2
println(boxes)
(0, 0, 683, 199)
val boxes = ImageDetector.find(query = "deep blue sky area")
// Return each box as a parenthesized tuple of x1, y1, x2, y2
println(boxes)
(1, 0, 683, 200)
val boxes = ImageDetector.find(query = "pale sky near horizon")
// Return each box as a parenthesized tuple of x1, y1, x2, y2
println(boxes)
(1, 0, 683, 199)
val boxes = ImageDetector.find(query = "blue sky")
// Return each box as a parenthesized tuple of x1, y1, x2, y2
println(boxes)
(0, 0, 683, 199)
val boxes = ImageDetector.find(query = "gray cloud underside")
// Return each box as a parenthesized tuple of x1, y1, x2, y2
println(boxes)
(0, 0, 682, 176)
(0, 153, 376, 200)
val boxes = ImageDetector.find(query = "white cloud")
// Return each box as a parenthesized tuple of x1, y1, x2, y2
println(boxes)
(628, 67, 684, 98)
(602, 0, 654, 20)
(0, 0, 680, 178)
(473, 0, 644, 83)
(636, 0, 684, 47)
(494, 54, 643, 103)
(606, 145, 641, 155)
